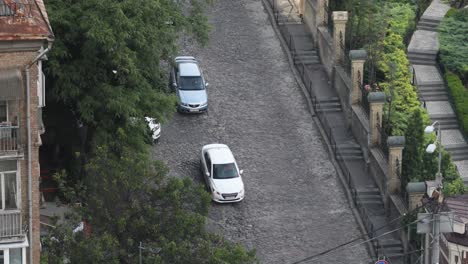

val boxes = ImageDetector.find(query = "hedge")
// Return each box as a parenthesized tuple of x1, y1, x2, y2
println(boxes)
(446, 72, 468, 134)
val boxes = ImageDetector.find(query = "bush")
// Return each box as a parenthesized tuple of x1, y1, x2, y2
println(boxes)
(439, 9, 468, 82)
(446, 72, 468, 134)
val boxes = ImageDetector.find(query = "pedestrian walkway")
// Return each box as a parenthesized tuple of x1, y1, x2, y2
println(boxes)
(264, 0, 407, 263)
(407, 0, 468, 185)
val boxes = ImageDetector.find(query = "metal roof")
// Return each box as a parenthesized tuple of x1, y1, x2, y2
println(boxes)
(0, 0, 54, 42)
(179, 62, 200, 77)
(444, 195, 468, 246)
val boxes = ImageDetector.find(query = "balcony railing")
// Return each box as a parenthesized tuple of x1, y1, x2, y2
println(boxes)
(0, 210, 22, 238)
(0, 126, 20, 154)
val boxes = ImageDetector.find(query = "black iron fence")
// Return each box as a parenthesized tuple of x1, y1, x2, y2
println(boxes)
(376, 115, 389, 159)
(324, 4, 333, 35)
(358, 84, 370, 117)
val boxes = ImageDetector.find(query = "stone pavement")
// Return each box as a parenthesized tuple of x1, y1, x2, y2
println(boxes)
(408, 0, 468, 185)
(265, 0, 409, 263)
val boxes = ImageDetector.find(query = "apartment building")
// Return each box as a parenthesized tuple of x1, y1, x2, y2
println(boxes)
(0, 0, 53, 263)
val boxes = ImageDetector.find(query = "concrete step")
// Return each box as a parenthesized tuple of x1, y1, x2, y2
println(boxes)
(445, 144, 468, 161)
(420, 17, 442, 25)
(417, 25, 438, 31)
(294, 50, 319, 65)
(336, 144, 363, 160)
(417, 83, 446, 91)
(407, 52, 437, 61)
(419, 93, 449, 101)
(315, 97, 342, 113)
(408, 58, 437, 65)
(376, 239, 405, 259)
(418, 19, 440, 29)
(430, 115, 459, 130)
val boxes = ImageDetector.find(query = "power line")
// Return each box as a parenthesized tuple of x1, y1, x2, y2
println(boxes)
(290, 211, 433, 264)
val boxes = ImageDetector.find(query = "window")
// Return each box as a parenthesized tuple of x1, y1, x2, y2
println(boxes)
(0, 160, 18, 210)
(0, 248, 26, 264)
(179, 76, 204, 90)
(204, 153, 211, 173)
(0, 101, 7, 124)
(213, 163, 239, 179)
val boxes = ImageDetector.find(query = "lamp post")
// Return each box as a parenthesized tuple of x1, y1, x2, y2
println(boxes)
(424, 120, 442, 264)
(424, 121, 442, 185)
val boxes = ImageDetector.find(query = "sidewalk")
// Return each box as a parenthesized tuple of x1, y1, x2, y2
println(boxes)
(408, 0, 468, 185)
(264, 0, 406, 263)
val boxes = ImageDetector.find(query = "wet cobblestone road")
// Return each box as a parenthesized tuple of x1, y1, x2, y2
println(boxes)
(152, 0, 371, 263)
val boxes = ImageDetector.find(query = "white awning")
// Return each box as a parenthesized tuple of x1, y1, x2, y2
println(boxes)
(0, 234, 29, 249)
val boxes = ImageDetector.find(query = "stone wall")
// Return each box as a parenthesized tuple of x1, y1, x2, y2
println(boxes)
(303, 0, 318, 44)
(350, 106, 370, 159)
(317, 27, 334, 77)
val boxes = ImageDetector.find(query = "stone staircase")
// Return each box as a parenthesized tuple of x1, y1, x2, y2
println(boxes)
(356, 188, 385, 214)
(445, 143, 468, 161)
(377, 239, 405, 262)
(417, 82, 449, 101)
(314, 97, 342, 113)
(275, 12, 302, 25)
(407, 51, 437, 65)
(335, 143, 363, 160)
(416, 17, 440, 31)
(293, 50, 320, 65)
(429, 114, 459, 130)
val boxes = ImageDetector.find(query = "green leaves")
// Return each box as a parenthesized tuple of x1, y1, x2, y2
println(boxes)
(439, 8, 468, 80)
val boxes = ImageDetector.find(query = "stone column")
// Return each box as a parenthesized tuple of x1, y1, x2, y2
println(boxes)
(387, 136, 405, 194)
(349, 50, 367, 105)
(317, 0, 329, 27)
(368, 92, 385, 146)
(332, 11, 348, 65)
(406, 182, 426, 211)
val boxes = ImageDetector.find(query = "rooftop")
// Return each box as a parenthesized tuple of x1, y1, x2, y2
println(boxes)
(0, 0, 53, 42)
(205, 144, 235, 164)
(179, 62, 201, 77)
(444, 195, 468, 246)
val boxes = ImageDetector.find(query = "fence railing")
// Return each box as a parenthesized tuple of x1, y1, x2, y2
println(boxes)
(0, 126, 21, 153)
(376, 118, 389, 159)
(0, 210, 23, 238)
(324, 4, 333, 35)
(358, 85, 370, 117)
(0, 3, 33, 17)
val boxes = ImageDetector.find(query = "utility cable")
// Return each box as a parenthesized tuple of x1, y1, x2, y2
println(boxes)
(290, 213, 433, 264)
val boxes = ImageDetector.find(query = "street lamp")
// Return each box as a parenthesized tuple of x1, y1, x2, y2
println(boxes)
(424, 121, 442, 185)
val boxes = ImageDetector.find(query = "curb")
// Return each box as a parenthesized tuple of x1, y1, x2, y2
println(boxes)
(260, 0, 376, 260)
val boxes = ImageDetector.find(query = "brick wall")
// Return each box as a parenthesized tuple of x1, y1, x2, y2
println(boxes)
(0, 50, 43, 263)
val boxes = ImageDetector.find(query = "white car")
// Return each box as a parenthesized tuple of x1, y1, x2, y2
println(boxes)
(144, 117, 161, 142)
(130, 117, 161, 143)
(200, 144, 245, 203)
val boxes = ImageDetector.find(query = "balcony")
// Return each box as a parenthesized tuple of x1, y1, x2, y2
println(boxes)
(0, 2, 33, 17)
(0, 210, 23, 239)
(0, 125, 20, 154)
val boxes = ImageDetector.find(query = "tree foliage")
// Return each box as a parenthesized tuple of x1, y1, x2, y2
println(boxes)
(439, 8, 468, 83)
(42, 144, 258, 264)
(42, 0, 258, 262)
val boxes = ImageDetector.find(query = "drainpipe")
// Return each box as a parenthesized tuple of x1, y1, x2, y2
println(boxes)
(25, 47, 49, 264)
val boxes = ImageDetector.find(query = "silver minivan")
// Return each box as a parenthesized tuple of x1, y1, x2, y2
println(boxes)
(170, 56, 208, 113)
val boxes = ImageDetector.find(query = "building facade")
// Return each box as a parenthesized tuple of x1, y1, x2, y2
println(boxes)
(0, 0, 53, 263)
(440, 195, 468, 264)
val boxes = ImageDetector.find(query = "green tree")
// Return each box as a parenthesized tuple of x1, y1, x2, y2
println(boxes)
(42, 144, 258, 263)
(402, 108, 425, 184)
